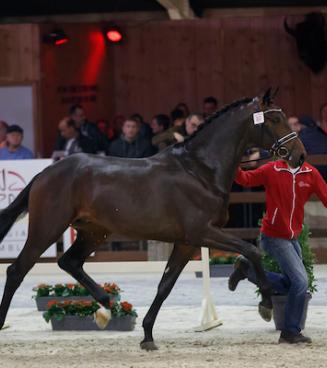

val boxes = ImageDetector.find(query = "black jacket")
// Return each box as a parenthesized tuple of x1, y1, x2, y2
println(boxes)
(108, 135, 154, 158)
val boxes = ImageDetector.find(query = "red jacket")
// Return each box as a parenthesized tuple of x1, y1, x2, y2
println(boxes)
(235, 160, 327, 239)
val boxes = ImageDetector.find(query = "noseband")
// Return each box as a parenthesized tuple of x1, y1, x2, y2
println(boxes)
(262, 108, 298, 159)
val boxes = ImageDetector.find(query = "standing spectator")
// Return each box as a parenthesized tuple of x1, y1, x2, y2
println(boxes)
(175, 102, 190, 117)
(54, 105, 109, 154)
(203, 96, 218, 117)
(0, 121, 8, 148)
(69, 104, 110, 154)
(299, 111, 327, 181)
(152, 113, 204, 149)
(151, 114, 170, 135)
(287, 116, 303, 133)
(170, 108, 185, 127)
(109, 118, 154, 158)
(0, 125, 33, 160)
(130, 113, 152, 140)
(52, 117, 97, 159)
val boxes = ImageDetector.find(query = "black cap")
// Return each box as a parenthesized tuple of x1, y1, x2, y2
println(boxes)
(7, 124, 23, 134)
(299, 115, 316, 128)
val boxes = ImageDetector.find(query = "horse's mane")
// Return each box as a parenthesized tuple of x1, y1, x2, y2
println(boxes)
(176, 96, 253, 147)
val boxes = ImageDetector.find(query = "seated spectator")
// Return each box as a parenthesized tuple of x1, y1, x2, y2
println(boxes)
(152, 113, 204, 149)
(108, 118, 154, 158)
(55, 105, 109, 154)
(0, 121, 8, 148)
(174, 102, 190, 117)
(130, 113, 152, 140)
(299, 114, 327, 154)
(170, 108, 185, 127)
(0, 124, 33, 160)
(151, 114, 170, 135)
(112, 114, 125, 138)
(203, 96, 218, 117)
(53, 117, 97, 159)
(287, 116, 303, 133)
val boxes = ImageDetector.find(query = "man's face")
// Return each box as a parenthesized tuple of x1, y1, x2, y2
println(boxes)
(7, 132, 23, 148)
(287, 116, 302, 133)
(71, 107, 86, 126)
(185, 115, 204, 136)
(150, 118, 163, 135)
(59, 120, 76, 139)
(122, 120, 139, 140)
(203, 102, 217, 117)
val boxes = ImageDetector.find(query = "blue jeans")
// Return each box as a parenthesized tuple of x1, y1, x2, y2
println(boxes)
(247, 233, 308, 333)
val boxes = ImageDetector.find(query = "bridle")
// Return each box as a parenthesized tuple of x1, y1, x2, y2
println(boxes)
(241, 107, 298, 164)
(263, 108, 298, 159)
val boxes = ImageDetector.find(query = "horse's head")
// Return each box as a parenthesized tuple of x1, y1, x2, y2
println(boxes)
(251, 88, 306, 168)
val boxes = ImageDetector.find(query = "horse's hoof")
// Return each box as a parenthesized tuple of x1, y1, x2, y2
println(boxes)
(140, 340, 158, 351)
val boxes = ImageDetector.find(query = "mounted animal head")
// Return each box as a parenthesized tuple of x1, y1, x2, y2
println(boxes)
(251, 87, 306, 168)
(284, 12, 327, 74)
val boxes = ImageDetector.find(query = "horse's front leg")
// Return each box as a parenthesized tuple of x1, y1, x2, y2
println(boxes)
(202, 224, 272, 309)
(141, 243, 196, 351)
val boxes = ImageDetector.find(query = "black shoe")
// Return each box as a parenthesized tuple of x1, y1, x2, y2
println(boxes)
(228, 256, 249, 291)
(279, 331, 312, 344)
(258, 301, 272, 322)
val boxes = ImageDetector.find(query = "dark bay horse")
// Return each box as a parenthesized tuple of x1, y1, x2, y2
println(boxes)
(0, 89, 305, 349)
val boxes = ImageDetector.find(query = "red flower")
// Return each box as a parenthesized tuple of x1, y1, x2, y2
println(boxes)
(120, 301, 133, 312)
(47, 300, 58, 308)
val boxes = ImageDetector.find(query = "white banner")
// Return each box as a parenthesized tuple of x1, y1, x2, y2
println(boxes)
(0, 159, 56, 258)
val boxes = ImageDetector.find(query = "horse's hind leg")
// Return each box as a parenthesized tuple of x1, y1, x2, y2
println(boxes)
(0, 220, 69, 329)
(141, 243, 196, 351)
(57, 228, 112, 308)
(203, 226, 272, 308)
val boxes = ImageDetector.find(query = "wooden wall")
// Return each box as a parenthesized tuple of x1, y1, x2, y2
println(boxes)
(110, 16, 327, 121)
(2, 13, 326, 157)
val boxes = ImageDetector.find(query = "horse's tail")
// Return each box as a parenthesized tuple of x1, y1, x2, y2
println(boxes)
(0, 175, 38, 243)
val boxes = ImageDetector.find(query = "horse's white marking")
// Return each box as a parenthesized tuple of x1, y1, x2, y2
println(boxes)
(165, 267, 170, 274)
(115, 208, 119, 212)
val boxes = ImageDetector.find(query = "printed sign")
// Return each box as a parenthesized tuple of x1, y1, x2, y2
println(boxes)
(0, 159, 56, 258)
(253, 111, 265, 125)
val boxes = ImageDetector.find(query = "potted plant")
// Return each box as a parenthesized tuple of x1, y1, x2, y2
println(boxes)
(33, 282, 121, 311)
(260, 223, 317, 330)
(43, 300, 137, 331)
(195, 254, 237, 278)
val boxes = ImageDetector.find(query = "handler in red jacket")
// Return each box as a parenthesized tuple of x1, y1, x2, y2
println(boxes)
(229, 160, 327, 344)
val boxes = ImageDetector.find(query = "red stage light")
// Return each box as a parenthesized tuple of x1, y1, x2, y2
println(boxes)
(106, 30, 122, 43)
(54, 38, 69, 46)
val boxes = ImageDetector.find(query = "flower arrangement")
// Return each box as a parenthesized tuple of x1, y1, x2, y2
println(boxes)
(209, 255, 237, 265)
(43, 300, 137, 323)
(33, 282, 121, 298)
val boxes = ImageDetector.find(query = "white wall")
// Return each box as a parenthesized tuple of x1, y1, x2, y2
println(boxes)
(0, 85, 34, 152)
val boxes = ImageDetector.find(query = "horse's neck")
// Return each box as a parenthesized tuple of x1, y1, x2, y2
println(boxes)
(184, 109, 253, 192)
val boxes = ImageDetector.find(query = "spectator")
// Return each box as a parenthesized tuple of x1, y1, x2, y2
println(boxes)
(151, 114, 170, 135)
(0, 121, 8, 148)
(152, 113, 204, 149)
(109, 118, 154, 158)
(319, 102, 327, 133)
(170, 108, 185, 127)
(130, 113, 152, 140)
(299, 112, 327, 181)
(0, 124, 33, 160)
(287, 116, 303, 133)
(175, 102, 190, 117)
(203, 96, 218, 117)
(54, 105, 110, 154)
(53, 117, 97, 159)
(112, 114, 125, 138)
(96, 119, 115, 140)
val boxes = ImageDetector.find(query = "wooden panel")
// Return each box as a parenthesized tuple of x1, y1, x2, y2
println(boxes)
(0, 24, 39, 83)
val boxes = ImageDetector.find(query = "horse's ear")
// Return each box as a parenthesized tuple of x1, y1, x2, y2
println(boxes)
(262, 87, 272, 105)
(271, 87, 279, 100)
